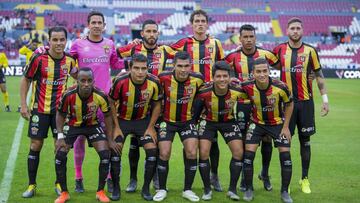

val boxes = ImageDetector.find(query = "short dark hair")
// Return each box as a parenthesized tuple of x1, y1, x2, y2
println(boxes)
(130, 53, 148, 68)
(239, 24, 256, 36)
(174, 51, 190, 64)
(212, 61, 230, 77)
(287, 17, 302, 27)
(142, 19, 158, 30)
(78, 67, 94, 77)
(190, 9, 208, 24)
(48, 26, 67, 39)
(253, 57, 269, 70)
(87, 11, 105, 24)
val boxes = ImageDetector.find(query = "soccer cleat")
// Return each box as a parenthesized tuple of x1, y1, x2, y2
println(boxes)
(258, 174, 272, 191)
(22, 184, 36, 198)
(243, 189, 254, 202)
(201, 190, 212, 201)
(210, 173, 223, 192)
(54, 191, 70, 203)
(153, 189, 167, 202)
(227, 190, 240, 201)
(75, 179, 84, 193)
(5, 105, 11, 112)
(182, 190, 200, 202)
(239, 177, 246, 192)
(96, 190, 110, 203)
(110, 186, 121, 201)
(281, 191, 293, 203)
(125, 179, 137, 193)
(153, 172, 160, 190)
(55, 183, 62, 196)
(141, 189, 153, 201)
(299, 178, 311, 194)
(107, 178, 113, 193)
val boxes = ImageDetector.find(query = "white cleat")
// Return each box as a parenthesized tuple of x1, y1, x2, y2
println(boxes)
(153, 189, 167, 202)
(201, 190, 212, 201)
(182, 190, 200, 202)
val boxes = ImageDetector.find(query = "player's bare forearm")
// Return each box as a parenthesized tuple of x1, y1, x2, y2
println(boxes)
(20, 77, 30, 106)
(283, 101, 294, 128)
(104, 112, 113, 140)
(148, 100, 161, 129)
(109, 98, 120, 129)
(56, 111, 66, 134)
(315, 70, 327, 95)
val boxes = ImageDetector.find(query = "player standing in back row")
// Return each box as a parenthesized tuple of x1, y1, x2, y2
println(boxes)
(273, 17, 329, 194)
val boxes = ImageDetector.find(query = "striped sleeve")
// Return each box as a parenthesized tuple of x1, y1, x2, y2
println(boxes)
(23, 53, 41, 79)
(117, 43, 135, 58)
(215, 39, 225, 60)
(310, 48, 321, 71)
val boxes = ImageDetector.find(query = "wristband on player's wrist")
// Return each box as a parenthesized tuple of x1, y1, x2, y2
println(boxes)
(322, 94, 329, 103)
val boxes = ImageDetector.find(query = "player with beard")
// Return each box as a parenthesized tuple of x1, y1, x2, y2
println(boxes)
(117, 19, 172, 192)
(273, 17, 329, 194)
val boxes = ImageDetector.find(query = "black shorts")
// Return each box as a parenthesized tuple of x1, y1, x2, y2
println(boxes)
(116, 118, 154, 146)
(28, 111, 57, 139)
(198, 120, 242, 144)
(0, 68, 5, 84)
(245, 122, 290, 148)
(290, 100, 316, 137)
(158, 120, 198, 142)
(236, 103, 251, 138)
(65, 125, 108, 147)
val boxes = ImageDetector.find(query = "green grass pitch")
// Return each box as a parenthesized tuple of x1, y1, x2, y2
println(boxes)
(0, 77, 359, 203)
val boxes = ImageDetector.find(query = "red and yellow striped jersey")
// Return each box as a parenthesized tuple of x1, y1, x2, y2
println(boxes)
(170, 35, 224, 82)
(224, 47, 279, 81)
(273, 42, 321, 102)
(24, 51, 76, 114)
(117, 43, 174, 76)
(158, 71, 204, 123)
(109, 72, 162, 120)
(195, 83, 243, 122)
(240, 78, 292, 125)
(58, 86, 110, 127)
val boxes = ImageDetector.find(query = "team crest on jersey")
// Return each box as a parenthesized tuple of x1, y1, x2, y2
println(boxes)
(155, 52, 162, 58)
(31, 127, 39, 135)
(266, 95, 276, 105)
(87, 102, 97, 112)
(208, 47, 213, 53)
(103, 45, 110, 54)
(225, 99, 234, 108)
(185, 86, 194, 95)
(298, 54, 306, 62)
(141, 90, 150, 100)
(61, 64, 68, 74)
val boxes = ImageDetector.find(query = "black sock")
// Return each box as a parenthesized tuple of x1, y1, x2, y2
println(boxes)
(243, 151, 255, 190)
(110, 151, 121, 190)
(28, 150, 40, 185)
(184, 158, 197, 191)
(210, 141, 220, 176)
(261, 141, 272, 177)
(279, 151, 292, 192)
(229, 157, 242, 192)
(300, 137, 311, 179)
(143, 148, 157, 192)
(129, 136, 140, 181)
(199, 159, 211, 192)
(97, 150, 110, 191)
(55, 151, 68, 191)
(157, 158, 169, 190)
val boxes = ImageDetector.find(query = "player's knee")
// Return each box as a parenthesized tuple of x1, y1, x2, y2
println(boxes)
(185, 148, 197, 159)
(145, 148, 157, 162)
(231, 147, 243, 160)
(243, 151, 256, 167)
(98, 150, 110, 164)
(279, 151, 292, 168)
(30, 139, 43, 151)
(300, 136, 311, 147)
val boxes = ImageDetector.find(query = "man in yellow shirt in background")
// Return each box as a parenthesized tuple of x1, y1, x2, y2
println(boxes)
(0, 49, 10, 112)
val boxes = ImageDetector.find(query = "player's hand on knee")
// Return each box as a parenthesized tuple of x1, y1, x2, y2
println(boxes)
(145, 127, 157, 143)
(109, 139, 122, 155)
(55, 138, 67, 154)
(280, 127, 291, 144)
